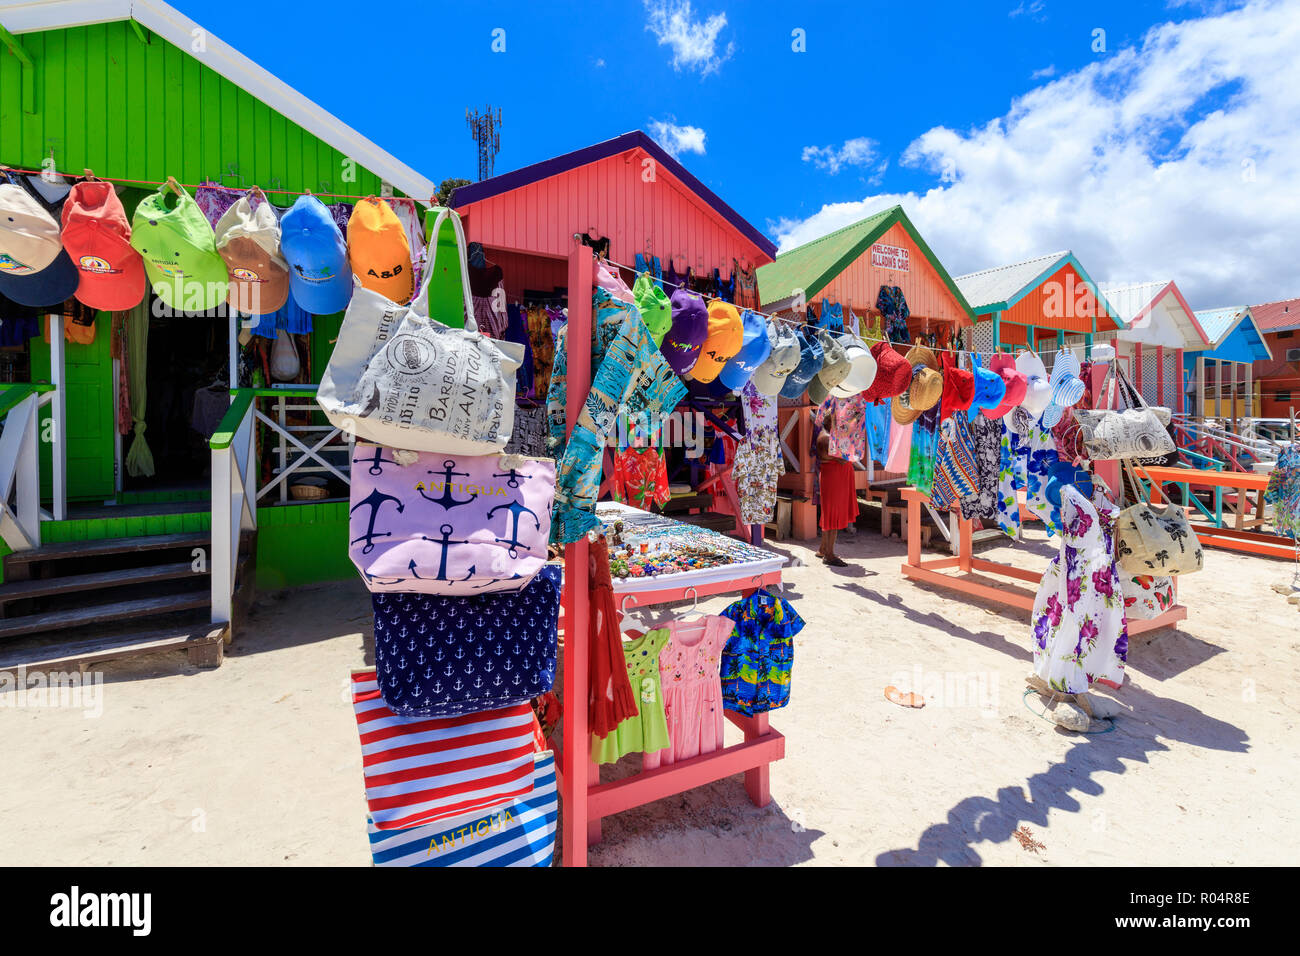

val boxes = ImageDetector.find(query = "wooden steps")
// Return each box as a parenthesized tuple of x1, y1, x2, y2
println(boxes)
(3, 531, 209, 568)
(0, 561, 204, 602)
(0, 623, 229, 672)
(0, 592, 212, 639)
(0, 526, 253, 669)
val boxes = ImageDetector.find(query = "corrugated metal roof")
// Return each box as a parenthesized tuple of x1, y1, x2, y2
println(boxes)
(954, 251, 1068, 310)
(754, 206, 973, 319)
(1097, 281, 1171, 325)
(756, 207, 895, 305)
(1249, 296, 1300, 333)
(1194, 306, 1249, 346)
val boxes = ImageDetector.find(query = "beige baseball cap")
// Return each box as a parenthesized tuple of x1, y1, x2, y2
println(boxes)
(0, 172, 64, 275)
(215, 189, 290, 314)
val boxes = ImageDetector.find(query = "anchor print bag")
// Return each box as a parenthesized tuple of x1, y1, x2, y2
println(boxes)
(372, 565, 560, 718)
(348, 443, 554, 595)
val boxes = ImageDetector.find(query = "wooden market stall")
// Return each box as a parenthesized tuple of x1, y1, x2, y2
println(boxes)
(754, 206, 976, 539)
(1097, 279, 1210, 415)
(1189, 307, 1272, 427)
(558, 243, 790, 868)
(0, 0, 433, 668)
(450, 131, 777, 539)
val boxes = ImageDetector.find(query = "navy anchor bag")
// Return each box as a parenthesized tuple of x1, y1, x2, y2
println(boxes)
(372, 565, 560, 718)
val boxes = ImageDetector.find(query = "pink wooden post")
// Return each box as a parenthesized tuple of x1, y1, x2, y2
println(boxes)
(1134, 341, 1144, 395)
(561, 241, 594, 868)
(1156, 344, 1165, 407)
(1175, 348, 1185, 415)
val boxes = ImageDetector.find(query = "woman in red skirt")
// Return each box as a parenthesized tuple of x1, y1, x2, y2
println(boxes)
(815, 409, 856, 567)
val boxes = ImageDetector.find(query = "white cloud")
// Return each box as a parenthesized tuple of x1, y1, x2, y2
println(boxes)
(801, 137, 879, 175)
(1009, 0, 1047, 20)
(648, 118, 707, 158)
(643, 0, 735, 76)
(1031, 64, 1056, 79)
(770, 0, 1300, 306)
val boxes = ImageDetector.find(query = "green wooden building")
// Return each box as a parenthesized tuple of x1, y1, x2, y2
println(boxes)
(0, 0, 433, 665)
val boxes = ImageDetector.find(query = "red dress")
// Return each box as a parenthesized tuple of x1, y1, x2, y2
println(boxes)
(819, 459, 857, 532)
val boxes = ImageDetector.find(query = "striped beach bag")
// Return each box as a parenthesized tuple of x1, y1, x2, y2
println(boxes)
(365, 751, 557, 867)
(351, 670, 537, 830)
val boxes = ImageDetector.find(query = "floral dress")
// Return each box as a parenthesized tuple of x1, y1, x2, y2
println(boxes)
(734, 383, 783, 525)
(960, 412, 1002, 521)
(1031, 486, 1129, 695)
(996, 413, 1062, 537)
(642, 616, 730, 770)
(819, 394, 869, 462)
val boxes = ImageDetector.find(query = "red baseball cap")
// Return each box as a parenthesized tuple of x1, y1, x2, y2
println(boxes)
(61, 181, 146, 311)
(984, 353, 1028, 418)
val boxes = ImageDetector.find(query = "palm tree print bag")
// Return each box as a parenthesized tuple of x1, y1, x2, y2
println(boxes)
(1115, 463, 1203, 575)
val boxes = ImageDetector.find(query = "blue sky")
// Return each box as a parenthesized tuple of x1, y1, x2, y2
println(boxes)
(175, 0, 1296, 306)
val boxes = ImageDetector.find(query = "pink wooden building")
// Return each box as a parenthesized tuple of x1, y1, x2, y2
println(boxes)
(450, 131, 776, 299)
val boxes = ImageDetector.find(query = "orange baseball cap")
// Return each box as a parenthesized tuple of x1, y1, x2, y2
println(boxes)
(688, 300, 744, 383)
(347, 197, 413, 304)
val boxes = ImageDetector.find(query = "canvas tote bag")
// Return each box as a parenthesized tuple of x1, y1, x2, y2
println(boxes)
(1074, 363, 1176, 462)
(318, 207, 524, 454)
(1115, 461, 1203, 576)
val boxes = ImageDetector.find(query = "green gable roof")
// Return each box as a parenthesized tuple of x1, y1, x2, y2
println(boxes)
(756, 205, 975, 321)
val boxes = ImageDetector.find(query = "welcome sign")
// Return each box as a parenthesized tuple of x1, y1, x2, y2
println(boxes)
(871, 243, 910, 271)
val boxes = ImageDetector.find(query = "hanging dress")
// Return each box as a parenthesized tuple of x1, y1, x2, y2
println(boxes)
(1030, 486, 1129, 695)
(591, 627, 672, 765)
(642, 615, 730, 770)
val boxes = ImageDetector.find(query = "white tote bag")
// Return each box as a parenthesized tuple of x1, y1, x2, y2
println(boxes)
(318, 207, 524, 455)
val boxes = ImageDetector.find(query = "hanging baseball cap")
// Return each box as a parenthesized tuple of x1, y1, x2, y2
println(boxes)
(0, 170, 64, 275)
(807, 331, 850, 406)
(130, 181, 229, 311)
(717, 309, 772, 392)
(214, 187, 290, 315)
(862, 340, 911, 403)
(751, 321, 801, 396)
(280, 194, 353, 315)
(661, 287, 709, 375)
(1016, 350, 1053, 420)
(690, 300, 744, 384)
(1041, 349, 1086, 428)
(779, 328, 825, 400)
(984, 353, 1028, 419)
(892, 345, 944, 425)
(969, 354, 1007, 415)
(58, 179, 147, 312)
(348, 196, 413, 304)
(832, 336, 878, 398)
(633, 272, 672, 345)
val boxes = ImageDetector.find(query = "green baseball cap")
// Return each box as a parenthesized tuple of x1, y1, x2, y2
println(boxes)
(130, 183, 229, 311)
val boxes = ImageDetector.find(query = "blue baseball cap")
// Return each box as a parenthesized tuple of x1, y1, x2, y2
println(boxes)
(717, 309, 772, 392)
(778, 328, 825, 400)
(0, 249, 79, 307)
(280, 195, 353, 315)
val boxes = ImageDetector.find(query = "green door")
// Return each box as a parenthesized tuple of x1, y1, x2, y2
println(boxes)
(32, 314, 116, 502)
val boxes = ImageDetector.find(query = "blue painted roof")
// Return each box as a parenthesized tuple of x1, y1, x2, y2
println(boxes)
(1195, 306, 1273, 363)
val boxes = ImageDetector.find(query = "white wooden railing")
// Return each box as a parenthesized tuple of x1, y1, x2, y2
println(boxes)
(0, 386, 55, 552)
(208, 387, 351, 623)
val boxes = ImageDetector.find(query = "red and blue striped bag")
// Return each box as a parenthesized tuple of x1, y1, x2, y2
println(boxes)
(351, 670, 537, 831)
(365, 751, 556, 867)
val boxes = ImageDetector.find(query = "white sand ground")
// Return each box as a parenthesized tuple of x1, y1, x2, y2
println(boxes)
(3, 525, 1297, 866)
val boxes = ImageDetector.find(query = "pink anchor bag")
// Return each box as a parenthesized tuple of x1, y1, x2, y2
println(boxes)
(349, 443, 555, 595)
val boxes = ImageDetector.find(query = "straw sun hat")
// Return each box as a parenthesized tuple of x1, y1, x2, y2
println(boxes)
(891, 344, 944, 425)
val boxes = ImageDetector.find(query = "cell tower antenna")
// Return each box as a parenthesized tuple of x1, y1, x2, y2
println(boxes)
(466, 106, 503, 181)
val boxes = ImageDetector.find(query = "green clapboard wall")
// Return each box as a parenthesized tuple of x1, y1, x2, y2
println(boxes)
(0, 19, 390, 210)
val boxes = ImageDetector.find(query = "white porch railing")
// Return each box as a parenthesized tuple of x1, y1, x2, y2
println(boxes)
(0, 384, 58, 552)
(208, 387, 351, 623)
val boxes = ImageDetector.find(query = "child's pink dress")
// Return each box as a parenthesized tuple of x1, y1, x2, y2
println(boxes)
(641, 615, 730, 771)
